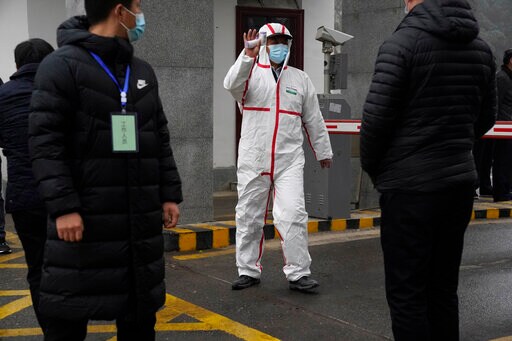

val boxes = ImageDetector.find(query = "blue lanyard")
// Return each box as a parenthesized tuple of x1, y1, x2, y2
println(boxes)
(89, 51, 131, 111)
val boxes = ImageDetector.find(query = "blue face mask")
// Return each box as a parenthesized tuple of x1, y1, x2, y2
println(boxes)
(120, 7, 145, 43)
(268, 44, 289, 65)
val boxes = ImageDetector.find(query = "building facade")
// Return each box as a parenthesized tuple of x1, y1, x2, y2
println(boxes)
(1, 0, 510, 220)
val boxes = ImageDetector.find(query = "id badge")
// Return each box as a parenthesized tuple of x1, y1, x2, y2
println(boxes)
(111, 112, 139, 153)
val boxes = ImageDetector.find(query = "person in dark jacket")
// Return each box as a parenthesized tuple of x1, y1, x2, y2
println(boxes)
(29, 0, 182, 339)
(492, 49, 512, 202)
(0, 38, 54, 331)
(360, 0, 496, 340)
(473, 137, 494, 197)
(0, 77, 9, 256)
(0, 163, 9, 255)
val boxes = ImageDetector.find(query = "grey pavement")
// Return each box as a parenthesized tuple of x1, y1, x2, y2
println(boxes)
(1, 218, 512, 340)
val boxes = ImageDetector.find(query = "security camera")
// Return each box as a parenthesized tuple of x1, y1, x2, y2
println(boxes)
(315, 26, 353, 46)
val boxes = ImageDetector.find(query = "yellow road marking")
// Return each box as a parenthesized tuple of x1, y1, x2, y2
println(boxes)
(0, 328, 42, 337)
(0, 291, 279, 340)
(163, 294, 279, 340)
(0, 293, 32, 320)
(4, 233, 22, 248)
(0, 251, 27, 268)
(0, 252, 25, 263)
(0, 290, 30, 296)
(173, 248, 235, 261)
(0, 264, 27, 269)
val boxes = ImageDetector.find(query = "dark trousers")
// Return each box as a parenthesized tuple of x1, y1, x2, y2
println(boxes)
(11, 208, 48, 331)
(44, 313, 157, 340)
(473, 139, 494, 193)
(492, 140, 512, 201)
(380, 188, 473, 341)
(0, 191, 5, 241)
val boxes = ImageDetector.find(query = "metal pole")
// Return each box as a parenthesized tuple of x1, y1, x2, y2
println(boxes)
(322, 41, 333, 94)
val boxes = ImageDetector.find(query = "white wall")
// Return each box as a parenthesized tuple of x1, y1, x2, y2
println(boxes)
(303, 0, 335, 94)
(0, 0, 29, 181)
(27, 0, 66, 48)
(213, 0, 237, 168)
(0, 0, 29, 82)
(0, 0, 66, 183)
(212, 0, 334, 169)
(0, 0, 66, 81)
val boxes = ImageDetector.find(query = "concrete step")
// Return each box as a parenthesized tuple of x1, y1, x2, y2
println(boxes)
(213, 191, 237, 221)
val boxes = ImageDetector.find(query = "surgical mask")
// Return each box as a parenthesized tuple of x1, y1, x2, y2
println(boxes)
(268, 44, 288, 65)
(120, 7, 145, 42)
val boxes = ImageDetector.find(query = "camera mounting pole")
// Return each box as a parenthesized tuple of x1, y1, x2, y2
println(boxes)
(315, 26, 354, 94)
(322, 41, 335, 93)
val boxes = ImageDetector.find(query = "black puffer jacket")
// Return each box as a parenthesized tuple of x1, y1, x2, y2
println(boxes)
(361, 0, 496, 193)
(497, 66, 512, 121)
(0, 64, 45, 213)
(29, 16, 182, 320)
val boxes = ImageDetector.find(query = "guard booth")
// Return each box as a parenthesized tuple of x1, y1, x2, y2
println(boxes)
(304, 27, 353, 219)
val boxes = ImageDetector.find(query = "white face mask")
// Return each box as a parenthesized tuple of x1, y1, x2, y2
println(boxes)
(404, 0, 409, 14)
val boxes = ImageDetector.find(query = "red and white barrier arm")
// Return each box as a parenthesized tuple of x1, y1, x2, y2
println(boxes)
(325, 120, 512, 139)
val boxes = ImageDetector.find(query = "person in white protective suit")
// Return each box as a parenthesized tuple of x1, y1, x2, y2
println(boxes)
(224, 23, 333, 292)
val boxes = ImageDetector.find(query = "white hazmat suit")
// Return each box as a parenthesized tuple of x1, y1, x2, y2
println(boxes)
(224, 23, 333, 281)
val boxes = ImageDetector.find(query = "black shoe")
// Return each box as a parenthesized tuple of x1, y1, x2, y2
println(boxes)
(289, 276, 319, 292)
(232, 275, 260, 290)
(0, 242, 12, 255)
(480, 187, 493, 196)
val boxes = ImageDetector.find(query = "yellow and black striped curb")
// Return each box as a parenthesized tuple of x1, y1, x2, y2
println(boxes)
(163, 217, 379, 252)
(164, 208, 512, 251)
(162, 206, 512, 252)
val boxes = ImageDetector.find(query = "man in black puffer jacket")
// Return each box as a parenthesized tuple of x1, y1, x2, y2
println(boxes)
(0, 38, 54, 332)
(29, 0, 182, 339)
(492, 49, 512, 202)
(361, 0, 496, 340)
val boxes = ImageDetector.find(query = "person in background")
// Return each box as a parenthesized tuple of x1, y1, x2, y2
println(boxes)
(492, 49, 512, 202)
(0, 38, 54, 330)
(473, 138, 494, 198)
(0, 76, 9, 255)
(0, 165, 9, 255)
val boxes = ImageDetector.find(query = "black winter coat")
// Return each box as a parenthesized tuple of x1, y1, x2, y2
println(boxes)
(497, 66, 512, 121)
(29, 16, 182, 320)
(0, 63, 45, 213)
(361, 0, 496, 193)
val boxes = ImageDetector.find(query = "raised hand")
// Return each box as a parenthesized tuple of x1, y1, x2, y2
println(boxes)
(244, 29, 260, 58)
